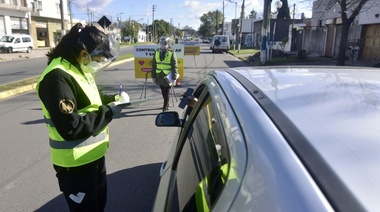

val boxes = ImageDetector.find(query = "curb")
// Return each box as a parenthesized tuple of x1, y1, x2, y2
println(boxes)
(0, 83, 37, 99)
(0, 58, 134, 100)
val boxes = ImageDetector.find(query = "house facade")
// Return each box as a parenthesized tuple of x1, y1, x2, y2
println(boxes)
(0, 0, 32, 37)
(224, 0, 379, 62)
(1, 0, 78, 48)
(30, 0, 72, 48)
(305, 0, 380, 61)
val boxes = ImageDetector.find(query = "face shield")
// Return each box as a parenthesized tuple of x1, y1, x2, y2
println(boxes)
(85, 33, 121, 74)
(159, 37, 169, 51)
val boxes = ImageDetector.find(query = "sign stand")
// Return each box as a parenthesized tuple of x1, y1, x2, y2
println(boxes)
(140, 72, 150, 100)
(170, 86, 178, 106)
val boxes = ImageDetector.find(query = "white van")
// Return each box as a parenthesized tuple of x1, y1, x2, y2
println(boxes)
(210, 35, 230, 53)
(0, 34, 34, 53)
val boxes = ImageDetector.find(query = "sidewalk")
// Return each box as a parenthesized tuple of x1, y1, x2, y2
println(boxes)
(0, 47, 50, 62)
(234, 53, 378, 67)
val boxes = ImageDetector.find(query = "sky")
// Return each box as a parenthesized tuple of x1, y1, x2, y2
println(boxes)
(71, 0, 313, 30)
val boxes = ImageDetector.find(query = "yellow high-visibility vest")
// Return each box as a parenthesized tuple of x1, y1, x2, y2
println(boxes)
(195, 164, 229, 212)
(36, 57, 109, 167)
(155, 50, 173, 75)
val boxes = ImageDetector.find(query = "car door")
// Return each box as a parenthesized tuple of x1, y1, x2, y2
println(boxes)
(154, 83, 231, 211)
(13, 37, 22, 52)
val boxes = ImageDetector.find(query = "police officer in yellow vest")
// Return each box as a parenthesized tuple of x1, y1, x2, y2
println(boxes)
(36, 23, 129, 211)
(151, 36, 179, 112)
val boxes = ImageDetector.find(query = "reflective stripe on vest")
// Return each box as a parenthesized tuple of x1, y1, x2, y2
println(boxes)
(36, 57, 109, 167)
(49, 130, 107, 149)
(155, 50, 172, 75)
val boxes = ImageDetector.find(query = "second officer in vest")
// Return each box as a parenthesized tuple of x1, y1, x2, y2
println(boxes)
(151, 36, 179, 112)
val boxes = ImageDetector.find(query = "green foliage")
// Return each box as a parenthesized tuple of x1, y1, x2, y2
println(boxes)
(122, 20, 142, 40)
(175, 28, 183, 38)
(152, 19, 170, 40)
(199, 10, 223, 37)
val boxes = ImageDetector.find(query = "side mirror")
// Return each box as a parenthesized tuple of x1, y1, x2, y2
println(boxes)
(155, 111, 181, 127)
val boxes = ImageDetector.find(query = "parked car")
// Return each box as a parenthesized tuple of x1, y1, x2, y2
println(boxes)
(153, 66, 380, 211)
(0, 34, 34, 53)
(210, 35, 230, 53)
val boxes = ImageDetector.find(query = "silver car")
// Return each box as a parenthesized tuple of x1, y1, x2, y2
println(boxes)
(153, 66, 380, 211)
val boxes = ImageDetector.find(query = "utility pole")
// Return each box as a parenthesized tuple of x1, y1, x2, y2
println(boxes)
(152, 5, 156, 42)
(60, 0, 65, 36)
(238, 0, 245, 52)
(68, 0, 73, 28)
(222, 1, 224, 35)
(226, 0, 237, 50)
(260, 0, 270, 63)
(216, 9, 219, 35)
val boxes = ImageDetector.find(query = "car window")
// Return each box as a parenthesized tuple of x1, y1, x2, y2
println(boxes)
(0, 36, 14, 42)
(170, 90, 229, 211)
(14, 38, 20, 43)
(22, 37, 31, 42)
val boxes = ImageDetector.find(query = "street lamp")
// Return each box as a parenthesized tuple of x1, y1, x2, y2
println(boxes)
(116, 12, 123, 29)
(270, 1, 282, 60)
(225, 0, 237, 50)
(260, 0, 282, 63)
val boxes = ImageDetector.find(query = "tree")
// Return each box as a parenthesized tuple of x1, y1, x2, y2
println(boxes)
(122, 20, 142, 42)
(199, 10, 223, 37)
(249, 9, 257, 19)
(314, 0, 372, 66)
(175, 28, 183, 38)
(150, 19, 170, 41)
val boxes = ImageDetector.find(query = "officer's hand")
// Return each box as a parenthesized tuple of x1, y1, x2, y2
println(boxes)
(180, 93, 198, 108)
(107, 102, 122, 117)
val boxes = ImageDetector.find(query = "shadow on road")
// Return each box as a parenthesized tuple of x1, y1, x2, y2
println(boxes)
(35, 163, 162, 212)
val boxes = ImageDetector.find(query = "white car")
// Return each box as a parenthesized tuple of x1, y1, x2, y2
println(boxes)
(210, 35, 230, 53)
(153, 66, 380, 211)
(0, 34, 34, 53)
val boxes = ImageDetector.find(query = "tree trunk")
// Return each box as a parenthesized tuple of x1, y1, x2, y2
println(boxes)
(336, 23, 350, 66)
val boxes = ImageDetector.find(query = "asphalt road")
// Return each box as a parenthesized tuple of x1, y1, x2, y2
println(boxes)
(0, 46, 134, 85)
(0, 45, 246, 211)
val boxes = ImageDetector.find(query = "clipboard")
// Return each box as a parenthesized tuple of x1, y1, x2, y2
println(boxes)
(164, 71, 180, 86)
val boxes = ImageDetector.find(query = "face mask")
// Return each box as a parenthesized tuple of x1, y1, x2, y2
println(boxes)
(80, 55, 100, 74)
(86, 60, 102, 73)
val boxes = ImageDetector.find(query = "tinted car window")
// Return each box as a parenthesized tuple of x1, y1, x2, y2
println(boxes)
(170, 91, 229, 211)
(22, 37, 31, 42)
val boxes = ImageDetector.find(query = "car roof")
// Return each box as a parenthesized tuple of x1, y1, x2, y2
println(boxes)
(212, 66, 380, 211)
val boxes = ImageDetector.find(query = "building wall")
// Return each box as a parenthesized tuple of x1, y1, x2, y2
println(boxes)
(0, 2, 31, 37)
(358, 0, 380, 25)
(361, 24, 380, 61)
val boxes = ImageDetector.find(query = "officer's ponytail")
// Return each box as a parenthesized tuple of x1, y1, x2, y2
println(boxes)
(46, 23, 86, 66)
(46, 23, 108, 67)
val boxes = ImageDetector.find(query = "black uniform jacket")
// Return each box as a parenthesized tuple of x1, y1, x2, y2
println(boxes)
(38, 68, 115, 141)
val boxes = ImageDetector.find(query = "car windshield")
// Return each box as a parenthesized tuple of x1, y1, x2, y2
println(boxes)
(0, 36, 14, 43)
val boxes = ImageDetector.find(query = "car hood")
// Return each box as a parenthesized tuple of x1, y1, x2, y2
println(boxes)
(233, 66, 380, 211)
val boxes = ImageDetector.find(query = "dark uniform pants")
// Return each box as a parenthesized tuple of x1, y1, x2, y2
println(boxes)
(160, 85, 171, 110)
(54, 156, 107, 212)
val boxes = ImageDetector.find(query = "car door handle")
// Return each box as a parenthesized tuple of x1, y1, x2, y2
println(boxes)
(159, 161, 167, 177)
